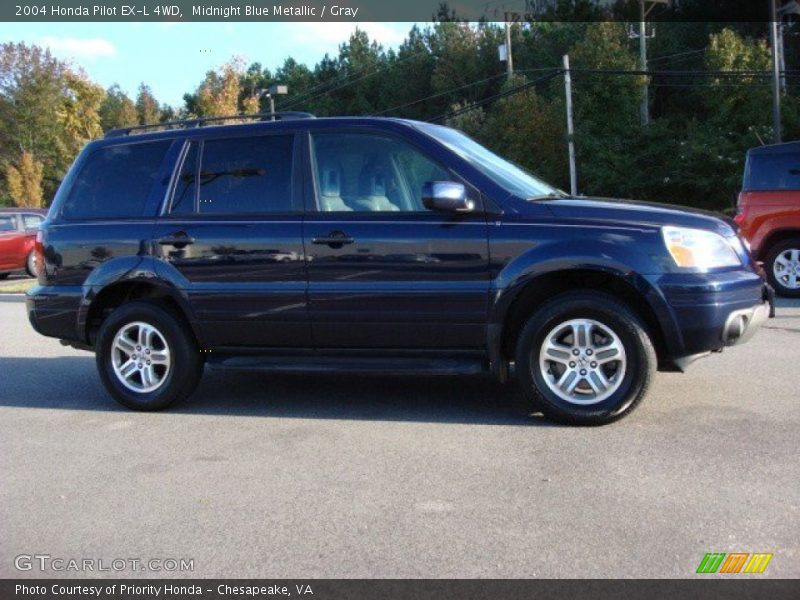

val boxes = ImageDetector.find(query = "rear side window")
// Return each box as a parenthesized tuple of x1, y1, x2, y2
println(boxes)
(170, 135, 294, 215)
(170, 143, 198, 215)
(745, 152, 800, 191)
(22, 214, 43, 230)
(62, 141, 171, 219)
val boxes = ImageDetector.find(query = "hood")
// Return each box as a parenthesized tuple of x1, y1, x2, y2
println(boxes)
(529, 196, 735, 237)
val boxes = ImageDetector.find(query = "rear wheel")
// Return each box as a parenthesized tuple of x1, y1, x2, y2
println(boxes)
(764, 238, 800, 297)
(96, 301, 203, 411)
(515, 291, 656, 425)
(25, 250, 37, 278)
(0, 273, 9, 280)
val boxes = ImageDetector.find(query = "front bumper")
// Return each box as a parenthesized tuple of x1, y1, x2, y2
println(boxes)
(721, 300, 770, 347)
(647, 270, 772, 370)
(671, 298, 769, 371)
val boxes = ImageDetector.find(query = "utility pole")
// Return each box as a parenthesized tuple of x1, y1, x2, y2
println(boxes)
(770, 0, 783, 143)
(776, 2, 800, 93)
(498, 8, 534, 80)
(639, 0, 649, 126)
(563, 54, 578, 196)
(504, 17, 514, 78)
(631, 0, 668, 126)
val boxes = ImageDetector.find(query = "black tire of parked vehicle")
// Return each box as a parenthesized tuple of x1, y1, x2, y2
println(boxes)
(96, 300, 204, 411)
(0, 272, 9, 280)
(764, 237, 800, 298)
(515, 291, 657, 426)
(25, 250, 37, 278)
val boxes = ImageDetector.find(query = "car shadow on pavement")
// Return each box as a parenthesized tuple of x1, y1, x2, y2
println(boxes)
(0, 355, 555, 426)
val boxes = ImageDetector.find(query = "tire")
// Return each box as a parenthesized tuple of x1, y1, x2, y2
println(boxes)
(514, 291, 656, 426)
(95, 300, 203, 411)
(25, 250, 37, 278)
(0, 273, 9, 280)
(764, 237, 800, 298)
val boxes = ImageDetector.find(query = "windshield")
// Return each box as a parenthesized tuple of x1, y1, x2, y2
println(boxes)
(415, 122, 562, 199)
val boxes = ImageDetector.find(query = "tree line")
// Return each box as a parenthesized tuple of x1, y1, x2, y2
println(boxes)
(1, 16, 798, 211)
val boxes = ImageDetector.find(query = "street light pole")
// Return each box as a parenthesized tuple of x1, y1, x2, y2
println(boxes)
(259, 84, 288, 120)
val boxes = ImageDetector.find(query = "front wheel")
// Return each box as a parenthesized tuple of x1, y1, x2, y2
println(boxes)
(515, 291, 657, 425)
(96, 301, 203, 411)
(764, 238, 800, 297)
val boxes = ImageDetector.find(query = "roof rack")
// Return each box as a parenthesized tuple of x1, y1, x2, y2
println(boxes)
(104, 111, 316, 138)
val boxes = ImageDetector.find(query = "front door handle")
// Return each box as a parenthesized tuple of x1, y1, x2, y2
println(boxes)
(158, 232, 195, 248)
(312, 231, 354, 249)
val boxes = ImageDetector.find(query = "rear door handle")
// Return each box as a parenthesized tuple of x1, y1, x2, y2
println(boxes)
(312, 231, 354, 248)
(158, 232, 195, 248)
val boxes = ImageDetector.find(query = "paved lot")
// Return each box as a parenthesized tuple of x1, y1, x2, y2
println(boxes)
(1, 294, 798, 579)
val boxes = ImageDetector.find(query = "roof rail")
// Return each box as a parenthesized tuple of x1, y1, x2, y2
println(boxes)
(104, 111, 316, 138)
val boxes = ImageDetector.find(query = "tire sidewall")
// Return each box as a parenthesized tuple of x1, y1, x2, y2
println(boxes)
(765, 239, 800, 298)
(96, 302, 198, 411)
(516, 294, 652, 424)
(25, 250, 36, 278)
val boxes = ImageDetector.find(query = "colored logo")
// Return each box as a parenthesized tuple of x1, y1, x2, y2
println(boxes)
(696, 552, 773, 574)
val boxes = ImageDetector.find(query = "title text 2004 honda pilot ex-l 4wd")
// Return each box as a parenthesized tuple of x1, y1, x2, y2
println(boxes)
(26, 114, 772, 425)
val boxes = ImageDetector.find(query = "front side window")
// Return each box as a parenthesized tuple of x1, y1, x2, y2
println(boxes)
(311, 133, 452, 212)
(0, 215, 15, 232)
(62, 141, 171, 219)
(173, 135, 294, 215)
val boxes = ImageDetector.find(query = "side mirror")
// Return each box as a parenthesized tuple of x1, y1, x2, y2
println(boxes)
(422, 181, 475, 213)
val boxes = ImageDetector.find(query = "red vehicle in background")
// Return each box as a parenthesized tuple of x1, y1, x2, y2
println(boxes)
(737, 142, 800, 297)
(0, 208, 47, 279)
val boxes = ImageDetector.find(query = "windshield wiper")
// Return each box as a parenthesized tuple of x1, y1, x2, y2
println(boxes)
(527, 191, 568, 201)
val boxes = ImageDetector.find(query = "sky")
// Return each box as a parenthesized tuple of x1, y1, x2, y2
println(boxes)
(0, 22, 417, 107)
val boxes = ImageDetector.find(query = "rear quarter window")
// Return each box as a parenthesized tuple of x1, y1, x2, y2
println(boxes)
(744, 152, 800, 191)
(61, 140, 171, 219)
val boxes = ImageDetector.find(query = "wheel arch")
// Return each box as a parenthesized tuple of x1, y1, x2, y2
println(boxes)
(757, 228, 800, 261)
(489, 267, 676, 378)
(78, 258, 200, 347)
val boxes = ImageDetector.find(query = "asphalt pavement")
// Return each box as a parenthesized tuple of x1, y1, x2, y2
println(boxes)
(1, 294, 798, 578)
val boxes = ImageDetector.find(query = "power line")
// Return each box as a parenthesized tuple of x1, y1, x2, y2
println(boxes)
(429, 69, 562, 123)
(372, 72, 508, 117)
(278, 46, 433, 111)
(648, 48, 707, 63)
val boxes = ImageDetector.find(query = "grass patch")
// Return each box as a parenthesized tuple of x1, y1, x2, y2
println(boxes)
(0, 278, 35, 294)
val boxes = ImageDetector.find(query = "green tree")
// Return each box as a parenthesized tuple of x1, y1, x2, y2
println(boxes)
(59, 72, 105, 157)
(5, 149, 44, 207)
(99, 84, 138, 131)
(135, 83, 160, 125)
(0, 43, 73, 203)
(568, 22, 644, 197)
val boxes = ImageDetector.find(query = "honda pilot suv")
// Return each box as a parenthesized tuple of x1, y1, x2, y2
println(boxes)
(26, 115, 771, 425)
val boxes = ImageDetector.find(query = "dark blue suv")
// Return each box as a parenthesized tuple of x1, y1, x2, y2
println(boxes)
(26, 114, 771, 424)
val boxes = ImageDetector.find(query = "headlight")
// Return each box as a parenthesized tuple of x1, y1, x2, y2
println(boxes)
(661, 226, 741, 269)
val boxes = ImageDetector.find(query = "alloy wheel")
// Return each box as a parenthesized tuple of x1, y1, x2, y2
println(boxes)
(111, 321, 172, 393)
(773, 248, 800, 291)
(537, 318, 627, 405)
